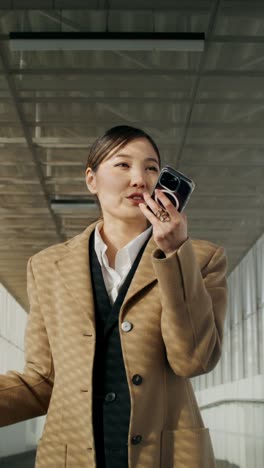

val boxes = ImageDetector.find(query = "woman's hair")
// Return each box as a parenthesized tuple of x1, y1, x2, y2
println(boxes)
(85, 125, 161, 172)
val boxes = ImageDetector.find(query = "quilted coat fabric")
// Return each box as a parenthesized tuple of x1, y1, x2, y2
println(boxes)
(0, 220, 228, 468)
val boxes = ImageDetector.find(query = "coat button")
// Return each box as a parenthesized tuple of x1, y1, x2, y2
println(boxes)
(104, 392, 116, 402)
(132, 374, 143, 385)
(131, 435, 142, 445)
(121, 321, 133, 332)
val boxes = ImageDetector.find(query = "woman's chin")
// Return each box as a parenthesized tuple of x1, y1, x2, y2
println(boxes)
(114, 210, 146, 223)
(103, 206, 146, 223)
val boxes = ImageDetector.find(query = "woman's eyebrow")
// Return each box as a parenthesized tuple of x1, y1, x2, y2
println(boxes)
(114, 153, 159, 163)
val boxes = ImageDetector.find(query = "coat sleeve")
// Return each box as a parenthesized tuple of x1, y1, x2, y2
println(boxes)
(151, 238, 228, 378)
(0, 257, 53, 427)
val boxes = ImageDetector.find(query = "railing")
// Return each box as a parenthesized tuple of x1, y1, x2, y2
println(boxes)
(200, 398, 264, 410)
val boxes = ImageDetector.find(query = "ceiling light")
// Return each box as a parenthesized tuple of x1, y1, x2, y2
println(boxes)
(9, 32, 205, 52)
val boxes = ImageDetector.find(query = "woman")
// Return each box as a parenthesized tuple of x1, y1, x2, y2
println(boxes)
(0, 125, 227, 468)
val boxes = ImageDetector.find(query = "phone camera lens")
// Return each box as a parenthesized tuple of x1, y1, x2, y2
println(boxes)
(160, 173, 179, 191)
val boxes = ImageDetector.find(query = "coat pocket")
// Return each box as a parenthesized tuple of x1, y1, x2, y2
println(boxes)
(161, 428, 216, 468)
(35, 438, 67, 468)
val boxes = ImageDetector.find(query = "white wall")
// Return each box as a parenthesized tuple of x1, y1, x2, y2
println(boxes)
(0, 284, 45, 458)
(193, 232, 264, 468)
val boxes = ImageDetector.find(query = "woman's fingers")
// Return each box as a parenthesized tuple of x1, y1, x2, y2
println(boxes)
(143, 190, 179, 217)
(153, 189, 179, 215)
(142, 191, 160, 215)
(138, 201, 159, 225)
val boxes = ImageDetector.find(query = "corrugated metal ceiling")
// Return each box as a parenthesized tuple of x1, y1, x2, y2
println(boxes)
(0, 0, 264, 309)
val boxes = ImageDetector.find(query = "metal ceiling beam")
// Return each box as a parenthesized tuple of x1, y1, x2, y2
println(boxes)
(0, 96, 192, 104)
(2, 96, 264, 105)
(3, 121, 264, 130)
(6, 68, 264, 77)
(14, 77, 264, 91)
(3, 33, 264, 43)
(2, 2, 264, 14)
(6, 68, 198, 76)
(0, 42, 66, 242)
(2, 137, 264, 148)
(0, 4, 212, 12)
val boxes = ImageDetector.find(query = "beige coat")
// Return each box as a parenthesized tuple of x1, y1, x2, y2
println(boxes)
(0, 221, 227, 468)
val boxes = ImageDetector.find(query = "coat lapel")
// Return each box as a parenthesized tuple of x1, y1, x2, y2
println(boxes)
(121, 236, 157, 311)
(55, 222, 98, 330)
(54, 221, 158, 327)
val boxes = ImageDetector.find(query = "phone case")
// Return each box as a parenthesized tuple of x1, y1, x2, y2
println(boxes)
(151, 166, 195, 212)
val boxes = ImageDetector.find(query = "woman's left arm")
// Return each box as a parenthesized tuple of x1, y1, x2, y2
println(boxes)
(151, 239, 227, 378)
(139, 190, 228, 378)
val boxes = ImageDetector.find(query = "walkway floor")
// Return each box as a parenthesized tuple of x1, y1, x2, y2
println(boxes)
(0, 450, 36, 468)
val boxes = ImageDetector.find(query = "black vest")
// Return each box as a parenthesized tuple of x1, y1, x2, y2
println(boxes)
(89, 230, 150, 468)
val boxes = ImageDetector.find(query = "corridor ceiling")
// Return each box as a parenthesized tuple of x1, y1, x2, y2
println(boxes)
(0, 0, 264, 310)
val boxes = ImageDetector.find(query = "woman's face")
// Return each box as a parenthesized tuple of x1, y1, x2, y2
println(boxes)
(85, 137, 160, 225)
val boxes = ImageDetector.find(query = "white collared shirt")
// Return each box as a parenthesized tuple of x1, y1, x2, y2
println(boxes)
(94, 222, 153, 304)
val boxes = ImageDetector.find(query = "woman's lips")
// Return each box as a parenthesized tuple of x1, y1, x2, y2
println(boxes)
(127, 197, 144, 205)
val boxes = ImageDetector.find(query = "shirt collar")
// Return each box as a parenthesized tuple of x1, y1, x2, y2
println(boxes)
(94, 221, 152, 269)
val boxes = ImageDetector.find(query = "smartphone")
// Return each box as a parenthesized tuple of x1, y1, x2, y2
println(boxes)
(150, 166, 195, 213)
